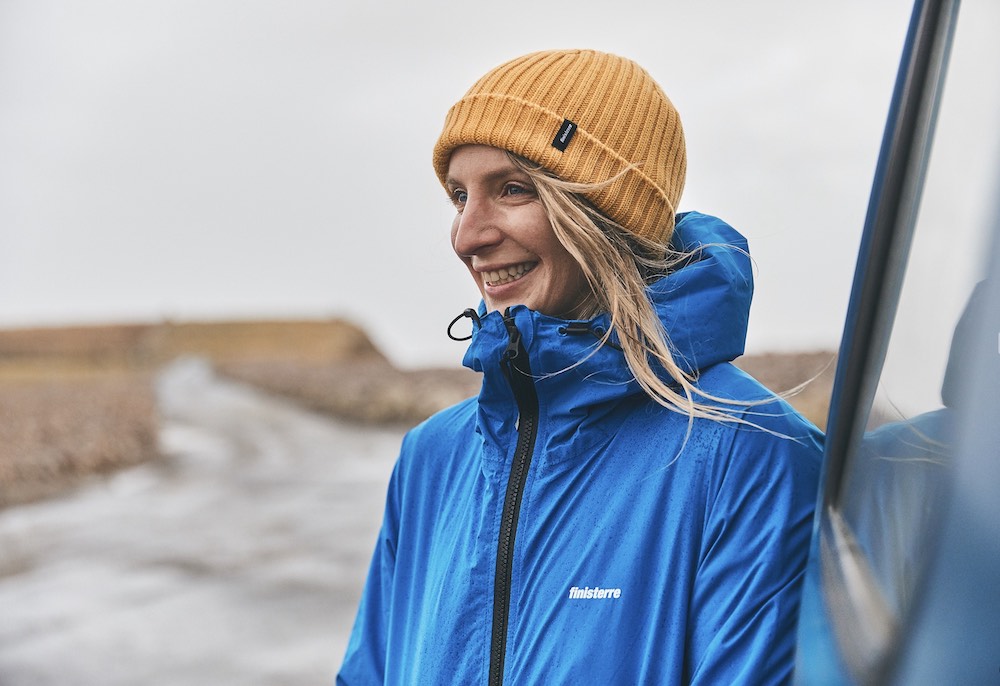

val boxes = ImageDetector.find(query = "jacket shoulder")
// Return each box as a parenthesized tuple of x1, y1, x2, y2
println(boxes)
(405, 395, 478, 442)
(697, 361, 823, 439)
(395, 395, 479, 473)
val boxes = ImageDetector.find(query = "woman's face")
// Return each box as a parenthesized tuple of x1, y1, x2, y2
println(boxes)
(446, 145, 590, 319)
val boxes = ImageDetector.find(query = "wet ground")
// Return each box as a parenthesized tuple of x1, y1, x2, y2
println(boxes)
(0, 358, 402, 685)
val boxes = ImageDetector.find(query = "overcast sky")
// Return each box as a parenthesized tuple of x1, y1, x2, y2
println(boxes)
(1, 0, 997, 367)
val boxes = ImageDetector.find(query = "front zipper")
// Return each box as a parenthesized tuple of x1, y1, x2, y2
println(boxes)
(488, 311, 540, 686)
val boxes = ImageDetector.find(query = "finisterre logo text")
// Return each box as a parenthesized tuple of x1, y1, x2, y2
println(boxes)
(568, 586, 622, 599)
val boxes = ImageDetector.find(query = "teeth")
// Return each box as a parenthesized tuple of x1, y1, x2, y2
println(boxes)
(485, 263, 533, 286)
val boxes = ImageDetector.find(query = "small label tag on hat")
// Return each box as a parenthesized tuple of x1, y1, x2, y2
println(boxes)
(552, 119, 577, 151)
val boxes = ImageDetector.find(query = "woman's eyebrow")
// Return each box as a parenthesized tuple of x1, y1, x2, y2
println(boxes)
(446, 166, 527, 188)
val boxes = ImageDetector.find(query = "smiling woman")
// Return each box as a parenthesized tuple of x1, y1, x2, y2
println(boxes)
(337, 49, 824, 686)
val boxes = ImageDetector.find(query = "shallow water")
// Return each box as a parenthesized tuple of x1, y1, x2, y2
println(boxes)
(0, 358, 401, 685)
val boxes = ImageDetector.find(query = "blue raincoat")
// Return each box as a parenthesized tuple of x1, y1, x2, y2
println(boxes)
(337, 212, 823, 685)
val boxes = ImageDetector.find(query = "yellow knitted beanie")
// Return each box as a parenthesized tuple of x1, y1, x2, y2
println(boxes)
(432, 49, 686, 245)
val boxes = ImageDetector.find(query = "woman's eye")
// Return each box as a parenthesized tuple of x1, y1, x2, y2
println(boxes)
(450, 189, 468, 207)
(505, 183, 533, 197)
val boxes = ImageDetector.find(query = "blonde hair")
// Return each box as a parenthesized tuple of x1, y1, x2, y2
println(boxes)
(507, 152, 754, 425)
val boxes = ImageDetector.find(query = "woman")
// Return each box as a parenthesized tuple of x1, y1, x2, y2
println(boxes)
(338, 49, 822, 685)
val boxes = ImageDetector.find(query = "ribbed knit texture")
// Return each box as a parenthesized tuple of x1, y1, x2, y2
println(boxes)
(433, 49, 686, 245)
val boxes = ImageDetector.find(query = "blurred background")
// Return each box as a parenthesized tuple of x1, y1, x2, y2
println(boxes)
(1, 0, 997, 683)
(1, 0, 930, 367)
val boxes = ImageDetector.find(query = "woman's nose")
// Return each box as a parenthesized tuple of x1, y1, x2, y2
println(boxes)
(451, 197, 503, 257)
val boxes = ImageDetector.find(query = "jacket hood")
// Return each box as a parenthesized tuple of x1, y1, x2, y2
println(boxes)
(459, 210, 752, 465)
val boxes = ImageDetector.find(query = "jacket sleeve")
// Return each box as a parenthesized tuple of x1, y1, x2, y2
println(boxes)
(687, 415, 822, 685)
(336, 459, 402, 686)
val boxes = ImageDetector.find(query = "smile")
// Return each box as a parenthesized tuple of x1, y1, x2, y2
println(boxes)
(484, 263, 536, 287)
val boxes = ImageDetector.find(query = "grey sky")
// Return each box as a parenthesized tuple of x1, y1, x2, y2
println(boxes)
(1, 0, 996, 367)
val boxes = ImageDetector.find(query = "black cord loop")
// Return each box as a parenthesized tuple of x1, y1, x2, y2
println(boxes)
(447, 308, 481, 341)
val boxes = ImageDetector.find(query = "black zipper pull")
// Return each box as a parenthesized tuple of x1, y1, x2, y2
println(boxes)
(501, 309, 522, 362)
